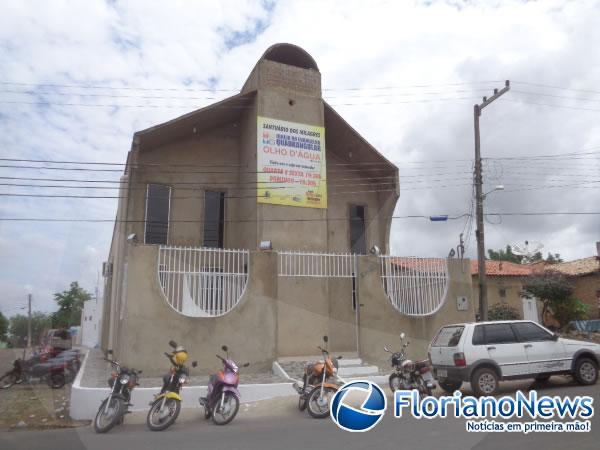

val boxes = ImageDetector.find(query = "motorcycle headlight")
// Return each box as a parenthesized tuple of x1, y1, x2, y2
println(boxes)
(119, 374, 130, 385)
(231, 363, 239, 374)
(179, 375, 188, 384)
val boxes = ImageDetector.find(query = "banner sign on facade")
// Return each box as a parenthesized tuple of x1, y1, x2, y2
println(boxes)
(257, 116, 327, 208)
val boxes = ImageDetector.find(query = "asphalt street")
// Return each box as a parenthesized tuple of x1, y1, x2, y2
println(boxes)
(2, 378, 599, 450)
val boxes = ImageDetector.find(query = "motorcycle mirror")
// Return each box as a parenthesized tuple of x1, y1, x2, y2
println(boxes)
(192, 361, 198, 368)
(400, 332, 406, 340)
(168, 340, 177, 349)
(383, 345, 390, 352)
(221, 345, 228, 352)
(323, 336, 328, 343)
(243, 362, 250, 367)
(107, 349, 113, 355)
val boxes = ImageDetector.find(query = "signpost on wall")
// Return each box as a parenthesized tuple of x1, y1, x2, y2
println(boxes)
(257, 116, 327, 209)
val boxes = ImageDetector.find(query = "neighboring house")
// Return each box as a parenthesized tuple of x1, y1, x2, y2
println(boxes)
(471, 260, 540, 321)
(80, 298, 100, 348)
(546, 255, 600, 319)
(100, 44, 474, 374)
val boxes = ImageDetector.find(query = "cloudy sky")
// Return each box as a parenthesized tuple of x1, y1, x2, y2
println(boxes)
(0, 0, 598, 315)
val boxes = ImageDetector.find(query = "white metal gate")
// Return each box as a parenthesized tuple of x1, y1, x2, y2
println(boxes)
(158, 246, 249, 317)
(380, 256, 449, 316)
(278, 251, 356, 277)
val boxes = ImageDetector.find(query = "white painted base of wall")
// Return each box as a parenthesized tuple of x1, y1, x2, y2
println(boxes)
(71, 353, 390, 420)
(71, 351, 296, 420)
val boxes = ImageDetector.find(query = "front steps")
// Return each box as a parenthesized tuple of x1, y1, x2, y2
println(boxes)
(275, 353, 382, 381)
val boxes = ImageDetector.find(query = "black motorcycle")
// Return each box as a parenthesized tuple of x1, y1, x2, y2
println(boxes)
(94, 351, 141, 433)
(384, 332, 435, 397)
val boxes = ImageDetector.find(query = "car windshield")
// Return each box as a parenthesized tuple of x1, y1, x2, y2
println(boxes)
(431, 326, 464, 347)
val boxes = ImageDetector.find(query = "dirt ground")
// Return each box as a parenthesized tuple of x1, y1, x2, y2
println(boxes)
(0, 348, 89, 431)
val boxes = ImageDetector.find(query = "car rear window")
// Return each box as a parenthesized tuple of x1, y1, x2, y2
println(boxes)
(432, 326, 464, 347)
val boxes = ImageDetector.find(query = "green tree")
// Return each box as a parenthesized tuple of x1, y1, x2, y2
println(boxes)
(51, 282, 91, 328)
(9, 312, 52, 346)
(0, 311, 8, 342)
(487, 245, 523, 264)
(545, 253, 563, 263)
(522, 272, 587, 328)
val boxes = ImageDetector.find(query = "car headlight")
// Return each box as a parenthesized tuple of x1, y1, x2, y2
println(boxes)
(119, 374, 130, 385)
(179, 375, 188, 384)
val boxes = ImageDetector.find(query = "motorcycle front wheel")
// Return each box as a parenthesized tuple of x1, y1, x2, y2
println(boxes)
(298, 394, 308, 411)
(94, 397, 124, 433)
(307, 386, 336, 419)
(212, 392, 240, 425)
(389, 374, 402, 392)
(147, 397, 181, 431)
(0, 372, 18, 389)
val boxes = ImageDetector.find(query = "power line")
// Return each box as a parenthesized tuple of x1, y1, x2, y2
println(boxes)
(0, 211, 595, 224)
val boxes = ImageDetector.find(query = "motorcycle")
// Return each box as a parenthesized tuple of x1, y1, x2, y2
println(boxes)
(146, 340, 197, 431)
(305, 336, 345, 419)
(1, 356, 75, 389)
(94, 351, 141, 433)
(199, 345, 249, 425)
(292, 335, 343, 413)
(384, 332, 435, 397)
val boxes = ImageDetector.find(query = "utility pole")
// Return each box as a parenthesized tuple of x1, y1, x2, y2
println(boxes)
(474, 80, 510, 322)
(27, 293, 32, 349)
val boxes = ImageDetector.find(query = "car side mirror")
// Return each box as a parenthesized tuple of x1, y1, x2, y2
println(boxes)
(552, 333, 559, 341)
(192, 361, 198, 368)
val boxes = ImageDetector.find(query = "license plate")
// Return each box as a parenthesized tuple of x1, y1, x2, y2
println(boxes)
(437, 369, 447, 378)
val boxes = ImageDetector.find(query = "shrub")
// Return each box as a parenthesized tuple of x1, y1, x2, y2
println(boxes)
(550, 297, 589, 327)
(488, 303, 521, 321)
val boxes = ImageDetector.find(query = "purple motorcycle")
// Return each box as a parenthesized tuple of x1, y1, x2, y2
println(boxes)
(199, 345, 249, 425)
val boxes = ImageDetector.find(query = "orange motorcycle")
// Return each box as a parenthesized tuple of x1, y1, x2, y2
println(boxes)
(292, 336, 344, 417)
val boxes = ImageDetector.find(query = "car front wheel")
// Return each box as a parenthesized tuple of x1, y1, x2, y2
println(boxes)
(471, 367, 498, 396)
(573, 357, 598, 386)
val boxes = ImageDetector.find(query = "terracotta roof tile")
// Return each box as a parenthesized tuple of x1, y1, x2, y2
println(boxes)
(545, 257, 600, 276)
(470, 260, 533, 276)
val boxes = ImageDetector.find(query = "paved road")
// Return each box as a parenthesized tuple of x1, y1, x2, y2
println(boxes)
(2, 379, 599, 450)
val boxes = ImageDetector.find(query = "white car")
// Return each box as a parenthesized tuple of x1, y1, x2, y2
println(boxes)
(428, 320, 600, 396)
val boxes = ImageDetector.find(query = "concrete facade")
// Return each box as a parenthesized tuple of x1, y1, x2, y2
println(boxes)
(101, 44, 475, 373)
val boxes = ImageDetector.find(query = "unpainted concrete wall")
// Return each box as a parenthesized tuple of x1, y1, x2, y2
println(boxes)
(357, 256, 476, 366)
(114, 246, 278, 376)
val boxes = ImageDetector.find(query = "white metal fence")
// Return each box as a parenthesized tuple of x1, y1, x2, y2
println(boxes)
(278, 251, 356, 278)
(158, 246, 249, 317)
(380, 256, 449, 316)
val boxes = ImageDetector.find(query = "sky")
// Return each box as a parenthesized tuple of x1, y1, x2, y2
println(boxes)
(0, 0, 598, 315)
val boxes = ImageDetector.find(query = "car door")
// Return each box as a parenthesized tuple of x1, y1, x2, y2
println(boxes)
(481, 323, 529, 377)
(511, 321, 569, 374)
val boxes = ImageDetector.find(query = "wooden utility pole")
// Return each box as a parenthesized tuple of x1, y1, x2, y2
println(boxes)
(474, 80, 510, 321)
(27, 293, 32, 349)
